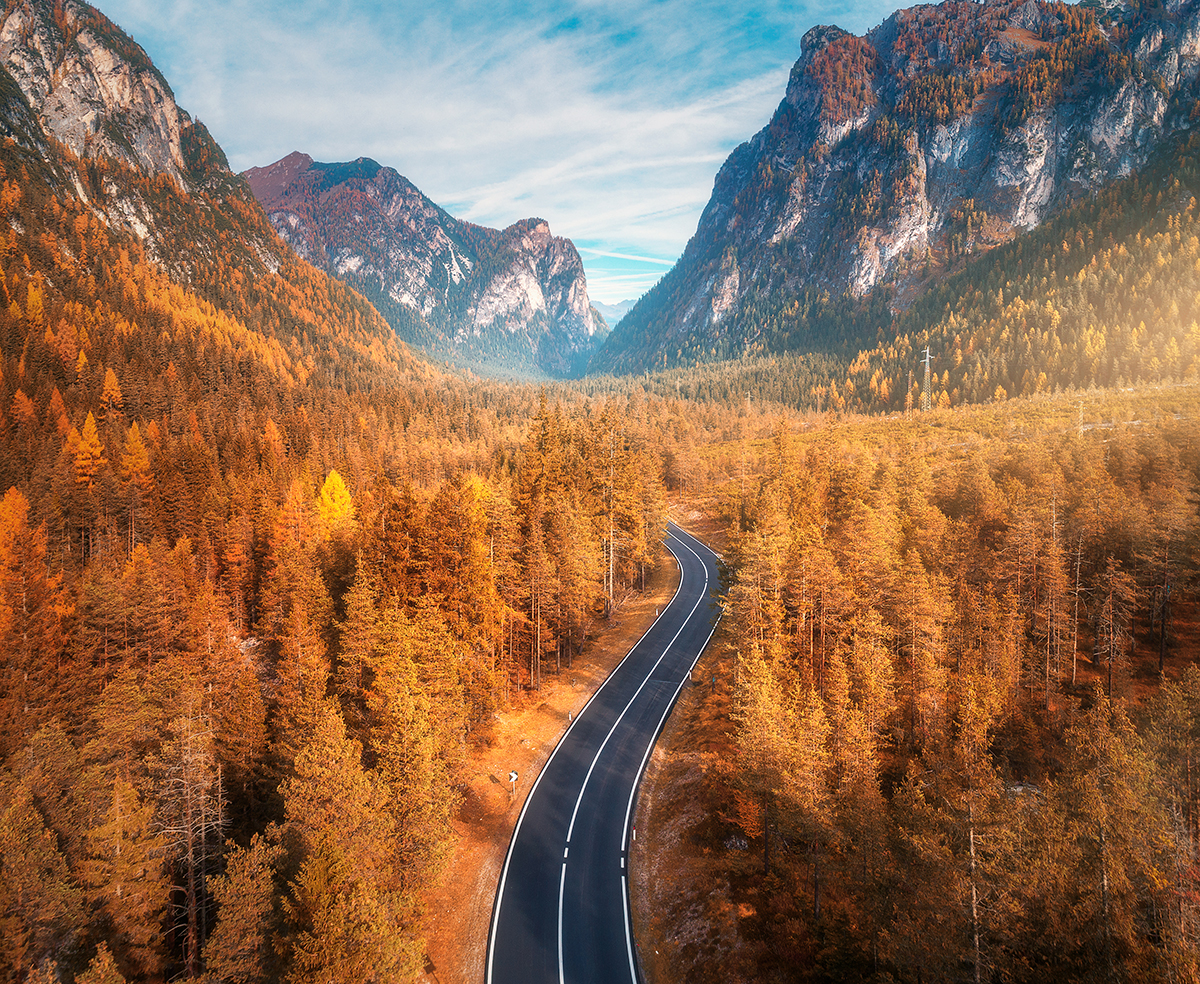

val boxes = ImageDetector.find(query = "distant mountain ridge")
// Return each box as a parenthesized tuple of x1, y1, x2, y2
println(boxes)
(592, 0, 1200, 374)
(592, 298, 637, 326)
(245, 152, 606, 378)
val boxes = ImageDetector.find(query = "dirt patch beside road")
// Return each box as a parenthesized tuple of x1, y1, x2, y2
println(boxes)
(417, 542, 681, 984)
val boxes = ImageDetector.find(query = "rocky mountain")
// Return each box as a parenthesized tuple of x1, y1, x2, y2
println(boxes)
(245, 152, 606, 378)
(0, 0, 296, 282)
(592, 0, 1200, 374)
(0, 0, 424, 405)
(592, 298, 637, 326)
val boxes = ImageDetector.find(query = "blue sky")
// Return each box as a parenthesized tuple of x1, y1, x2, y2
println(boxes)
(101, 0, 901, 304)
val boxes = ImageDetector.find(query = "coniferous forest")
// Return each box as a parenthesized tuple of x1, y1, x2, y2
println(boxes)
(712, 399, 1200, 982)
(0, 75, 682, 982)
(8, 0, 1200, 982)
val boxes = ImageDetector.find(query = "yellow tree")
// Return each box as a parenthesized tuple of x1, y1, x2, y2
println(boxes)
(100, 367, 124, 421)
(74, 412, 107, 490)
(317, 469, 355, 532)
(76, 944, 126, 984)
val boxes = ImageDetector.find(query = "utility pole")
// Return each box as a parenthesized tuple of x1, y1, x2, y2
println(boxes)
(922, 346, 932, 412)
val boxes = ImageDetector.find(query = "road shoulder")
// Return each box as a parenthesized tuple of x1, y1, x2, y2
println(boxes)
(418, 541, 681, 984)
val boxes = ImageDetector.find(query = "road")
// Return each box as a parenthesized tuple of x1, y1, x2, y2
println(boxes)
(486, 523, 723, 984)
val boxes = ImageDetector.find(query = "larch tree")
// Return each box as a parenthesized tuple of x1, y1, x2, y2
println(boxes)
(0, 488, 68, 756)
(78, 776, 170, 982)
(279, 703, 415, 984)
(118, 422, 153, 550)
(203, 834, 281, 984)
(271, 598, 332, 775)
(368, 597, 464, 880)
(0, 780, 83, 979)
(75, 944, 127, 984)
(1052, 692, 1173, 981)
(100, 367, 123, 421)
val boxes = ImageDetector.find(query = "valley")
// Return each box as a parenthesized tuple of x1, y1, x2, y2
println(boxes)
(0, 0, 1199, 983)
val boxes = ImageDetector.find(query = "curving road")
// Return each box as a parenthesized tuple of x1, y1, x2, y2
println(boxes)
(486, 524, 723, 984)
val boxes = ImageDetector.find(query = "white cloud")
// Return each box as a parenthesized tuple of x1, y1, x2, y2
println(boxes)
(100, 0, 903, 303)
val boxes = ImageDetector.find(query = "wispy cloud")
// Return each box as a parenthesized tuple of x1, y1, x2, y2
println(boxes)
(101, 0, 903, 303)
(577, 248, 676, 266)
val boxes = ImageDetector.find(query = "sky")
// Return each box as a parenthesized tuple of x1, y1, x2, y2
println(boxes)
(99, 0, 901, 305)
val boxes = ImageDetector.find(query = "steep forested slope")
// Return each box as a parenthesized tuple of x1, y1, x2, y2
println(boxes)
(0, 2, 673, 981)
(594, 0, 1200, 376)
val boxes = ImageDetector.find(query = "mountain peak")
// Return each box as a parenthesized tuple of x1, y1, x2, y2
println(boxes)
(594, 0, 1200, 374)
(246, 155, 603, 377)
(0, 0, 186, 180)
(243, 151, 314, 202)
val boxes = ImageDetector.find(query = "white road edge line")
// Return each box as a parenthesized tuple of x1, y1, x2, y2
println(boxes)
(558, 862, 567, 984)
(564, 534, 709, 844)
(621, 527, 724, 984)
(623, 874, 636, 984)
(484, 525, 690, 984)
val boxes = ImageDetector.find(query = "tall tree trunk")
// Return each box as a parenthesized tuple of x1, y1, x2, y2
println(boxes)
(813, 839, 821, 921)
(970, 801, 981, 984)
(1080, 537, 1089, 686)
(762, 790, 771, 875)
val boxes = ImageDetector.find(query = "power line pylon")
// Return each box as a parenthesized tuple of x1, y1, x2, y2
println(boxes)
(922, 346, 932, 413)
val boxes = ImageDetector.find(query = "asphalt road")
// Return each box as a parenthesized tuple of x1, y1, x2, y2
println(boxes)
(486, 524, 723, 984)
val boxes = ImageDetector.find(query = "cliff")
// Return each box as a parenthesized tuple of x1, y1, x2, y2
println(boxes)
(245, 153, 605, 378)
(593, 0, 1200, 373)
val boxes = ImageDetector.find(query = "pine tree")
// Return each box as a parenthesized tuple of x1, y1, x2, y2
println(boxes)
(203, 834, 281, 984)
(1050, 692, 1172, 980)
(368, 598, 463, 878)
(335, 559, 378, 740)
(78, 776, 169, 982)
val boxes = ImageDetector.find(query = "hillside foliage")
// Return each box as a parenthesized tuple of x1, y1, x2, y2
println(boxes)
(0, 126, 682, 982)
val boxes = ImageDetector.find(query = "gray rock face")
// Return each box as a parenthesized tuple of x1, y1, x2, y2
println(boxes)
(0, 0, 185, 183)
(245, 153, 604, 378)
(594, 0, 1200, 373)
(0, 0, 281, 276)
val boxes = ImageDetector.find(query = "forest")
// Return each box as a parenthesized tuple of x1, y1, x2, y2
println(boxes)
(693, 393, 1200, 983)
(6, 0, 1200, 979)
(0, 119, 700, 982)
